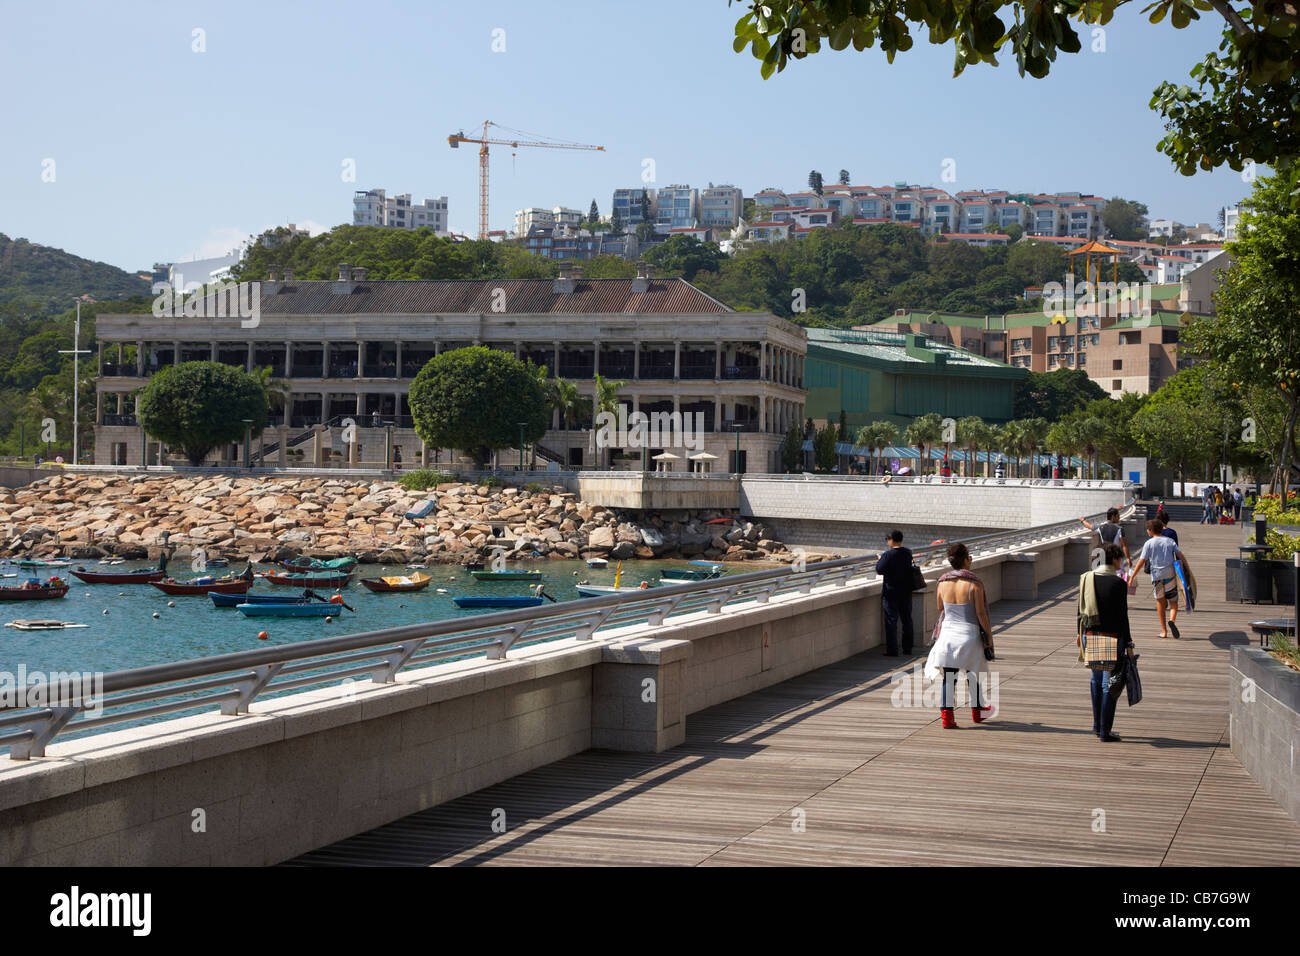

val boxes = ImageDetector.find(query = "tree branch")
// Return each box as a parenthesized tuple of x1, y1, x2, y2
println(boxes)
(1208, 0, 1253, 37)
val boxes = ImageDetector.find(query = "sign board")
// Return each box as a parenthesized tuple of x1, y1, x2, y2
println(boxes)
(1121, 456, 1147, 489)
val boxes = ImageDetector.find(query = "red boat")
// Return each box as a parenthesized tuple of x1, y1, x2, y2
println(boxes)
(262, 571, 354, 588)
(0, 577, 71, 601)
(71, 567, 166, 584)
(150, 578, 253, 596)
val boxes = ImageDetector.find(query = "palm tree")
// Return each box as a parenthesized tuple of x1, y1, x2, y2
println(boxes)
(956, 416, 988, 478)
(998, 420, 1024, 477)
(1019, 417, 1051, 478)
(252, 366, 290, 428)
(904, 413, 944, 476)
(591, 373, 627, 468)
(1077, 415, 1106, 480)
(548, 377, 581, 431)
(854, 420, 899, 476)
(1047, 419, 1084, 478)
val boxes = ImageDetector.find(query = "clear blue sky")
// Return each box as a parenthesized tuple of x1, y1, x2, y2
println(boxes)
(0, 0, 1255, 271)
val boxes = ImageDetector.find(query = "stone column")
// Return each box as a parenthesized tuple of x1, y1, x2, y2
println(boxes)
(246, 342, 254, 373)
(136, 341, 145, 376)
(97, 342, 104, 375)
(760, 342, 767, 380)
(633, 341, 640, 379)
(673, 340, 681, 380)
(553, 340, 561, 376)
(715, 340, 723, 379)
(514, 340, 521, 359)
(433, 340, 441, 357)
(395, 340, 403, 377)
(759, 395, 766, 432)
(356, 339, 364, 377)
(321, 340, 331, 378)
(95, 390, 103, 424)
(172, 341, 181, 365)
(210, 341, 218, 362)
(714, 397, 722, 432)
(593, 340, 601, 377)
(116, 393, 124, 414)
(285, 342, 293, 377)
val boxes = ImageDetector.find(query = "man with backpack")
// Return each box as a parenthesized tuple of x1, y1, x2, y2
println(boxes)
(1080, 508, 1130, 566)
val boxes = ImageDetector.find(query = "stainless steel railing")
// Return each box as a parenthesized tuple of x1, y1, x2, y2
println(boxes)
(0, 507, 1130, 760)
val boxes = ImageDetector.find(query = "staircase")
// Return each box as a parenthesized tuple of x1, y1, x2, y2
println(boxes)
(254, 417, 351, 465)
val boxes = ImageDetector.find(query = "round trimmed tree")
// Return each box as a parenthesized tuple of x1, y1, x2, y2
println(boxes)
(408, 347, 550, 465)
(137, 361, 269, 465)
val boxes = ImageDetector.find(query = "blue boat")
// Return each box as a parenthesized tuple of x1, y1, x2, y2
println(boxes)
(405, 499, 437, 521)
(236, 602, 343, 617)
(452, 596, 544, 609)
(211, 591, 311, 608)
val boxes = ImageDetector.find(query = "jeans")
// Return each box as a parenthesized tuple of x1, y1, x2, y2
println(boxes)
(941, 667, 984, 708)
(1090, 665, 1121, 737)
(882, 588, 914, 654)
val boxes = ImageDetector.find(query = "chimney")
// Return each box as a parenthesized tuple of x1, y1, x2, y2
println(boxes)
(553, 263, 575, 294)
(268, 266, 280, 281)
(283, 268, 295, 282)
(569, 264, 583, 280)
(632, 260, 650, 293)
(333, 262, 353, 295)
(338, 263, 351, 281)
(352, 267, 367, 281)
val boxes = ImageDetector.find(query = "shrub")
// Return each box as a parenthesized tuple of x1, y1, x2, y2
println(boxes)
(397, 469, 455, 492)
(1265, 528, 1300, 562)
(1268, 630, 1300, 671)
(482, 476, 504, 488)
(525, 482, 546, 495)
(1250, 494, 1300, 524)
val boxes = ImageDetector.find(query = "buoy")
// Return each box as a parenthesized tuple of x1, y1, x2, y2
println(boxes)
(329, 594, 344, 604)
(325, 616, 334, 623)
(118, 591, 125, 596)
(167, 601, 176, 608)
(103, 609, 109, 615)
(257, 630, 269, 641)
(152, 612, 160, 619)
(85, 592, 91, 597)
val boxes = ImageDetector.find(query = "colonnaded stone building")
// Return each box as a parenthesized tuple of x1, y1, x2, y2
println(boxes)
(93, 264, 808, 473)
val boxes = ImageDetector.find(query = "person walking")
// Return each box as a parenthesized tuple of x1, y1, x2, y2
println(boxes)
(875, 530, 915, 657)
(1156, 511, 1179, 547)
(1233, 488, 1244, 521)
(1199, 486, 1213, 524)
(1078, 543, 1134, 742)
(925, 542, 994, 728)
(1079, 508, 1130, 566)
(1128, 519, 1189, 639)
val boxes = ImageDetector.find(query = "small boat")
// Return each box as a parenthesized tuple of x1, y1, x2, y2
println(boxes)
(405, 499, 437, 521)
(236, 602, 344, 618)
(73, 555, 169, 584)
(461, 561, 484, 571)
(263, 570, 354, 588)
(660, 562, 724, 582)
(0, 577, 71, 601)
(575, 583, 656, 598)
(280, 556, 358, 572)
(151, 577, 253, 596)
(470, 570, 543, 582)
(360, 572, 433, 593)
(5, 619, 88, 630)
(15, 558, 72, 569)
(212, 590, 312, 608)
(586, 557, 608, 568)
(452, 596, 544, 609)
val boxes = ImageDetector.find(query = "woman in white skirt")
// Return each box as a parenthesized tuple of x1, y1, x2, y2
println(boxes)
(924, 542, 994, 728)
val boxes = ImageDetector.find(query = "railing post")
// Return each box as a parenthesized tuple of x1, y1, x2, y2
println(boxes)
(372, 638, 428, 683)
(225, 663, 283, 714)
(9, 707, 78, 760)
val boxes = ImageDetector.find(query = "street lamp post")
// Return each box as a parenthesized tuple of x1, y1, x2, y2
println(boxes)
(518, 422, 526, 471)
(58, 301, 92, 466)
(242, 419, 253, 470)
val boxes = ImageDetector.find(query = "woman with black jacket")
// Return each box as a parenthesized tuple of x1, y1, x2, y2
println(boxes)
(1078, 543, 1134, 742)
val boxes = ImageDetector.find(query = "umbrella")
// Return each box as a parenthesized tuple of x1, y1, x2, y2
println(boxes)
(652, 452, 680, 460)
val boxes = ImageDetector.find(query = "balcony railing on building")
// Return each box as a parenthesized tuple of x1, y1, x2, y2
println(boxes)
(100, 363, 139, 377)
(101, 414, 138, 426)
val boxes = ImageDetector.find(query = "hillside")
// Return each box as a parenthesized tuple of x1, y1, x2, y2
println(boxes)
(0, 233, 151, 313)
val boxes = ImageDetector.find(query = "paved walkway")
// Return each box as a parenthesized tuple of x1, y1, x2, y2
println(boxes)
(287, 521, 1300, 866)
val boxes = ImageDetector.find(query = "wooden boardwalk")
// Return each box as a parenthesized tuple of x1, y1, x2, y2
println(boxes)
(287, 520, 1300, 866)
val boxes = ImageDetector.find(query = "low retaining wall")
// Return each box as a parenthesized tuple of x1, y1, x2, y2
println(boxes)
(1229, 646, 1300, 825)
(0, 533, 1093, 865)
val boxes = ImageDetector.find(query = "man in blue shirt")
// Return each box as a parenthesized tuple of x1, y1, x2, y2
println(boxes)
(1129, 519, 1189, 639)
(875, 530, 915, 657)
(1157, 512, 1178, 546)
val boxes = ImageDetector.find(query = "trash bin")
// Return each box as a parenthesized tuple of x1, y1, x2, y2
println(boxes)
(1239, 545, 1274, 603)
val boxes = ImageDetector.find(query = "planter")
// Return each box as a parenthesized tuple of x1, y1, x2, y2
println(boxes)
(1229, 646, 1300, 824)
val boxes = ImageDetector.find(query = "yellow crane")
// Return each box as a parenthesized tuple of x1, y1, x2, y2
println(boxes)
(448, 121, 605, 240)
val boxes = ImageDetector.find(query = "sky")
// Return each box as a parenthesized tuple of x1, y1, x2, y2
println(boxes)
(0, 0, 1258, 272)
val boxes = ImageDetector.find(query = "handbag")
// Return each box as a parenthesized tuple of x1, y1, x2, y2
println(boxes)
(910, 564, 926, 591)
(1082, 631, 1119, 670)
(980, 625, 995, 660)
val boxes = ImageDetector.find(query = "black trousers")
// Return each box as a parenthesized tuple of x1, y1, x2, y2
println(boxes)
(882, 588, 914, 654)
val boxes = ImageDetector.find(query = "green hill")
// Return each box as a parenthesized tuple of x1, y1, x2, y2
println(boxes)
(0, 233, 151, 313)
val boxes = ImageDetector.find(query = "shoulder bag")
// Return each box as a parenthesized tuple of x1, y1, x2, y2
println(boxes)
(910, 564, 926, 591)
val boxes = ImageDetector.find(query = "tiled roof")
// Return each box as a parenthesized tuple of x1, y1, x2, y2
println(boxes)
(209, 278, 734, 316)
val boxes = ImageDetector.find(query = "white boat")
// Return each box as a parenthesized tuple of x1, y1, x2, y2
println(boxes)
(5, 619, 90, 630)
(586, 557, 608, 568)
(575, 583, 655, 598)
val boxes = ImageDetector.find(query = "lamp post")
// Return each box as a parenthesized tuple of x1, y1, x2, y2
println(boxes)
(518, 422, 526, 471)
(58, 301, 91, 466)
(242, 419, 253, 470)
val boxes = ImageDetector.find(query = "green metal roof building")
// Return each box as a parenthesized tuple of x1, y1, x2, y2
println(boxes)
(804, 327, 1026, 428)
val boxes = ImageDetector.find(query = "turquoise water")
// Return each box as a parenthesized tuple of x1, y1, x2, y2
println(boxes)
(0, 558, 743, 676)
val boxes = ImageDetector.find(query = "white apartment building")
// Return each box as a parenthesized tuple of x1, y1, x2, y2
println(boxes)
(1148, 219, 1182, 237)
(699, 185, 743, 230)
(1223, 205, 1240, 240)
(515, 207, 555, 236)
(353, 189, 449, 234)
(654, 186, 699, 231)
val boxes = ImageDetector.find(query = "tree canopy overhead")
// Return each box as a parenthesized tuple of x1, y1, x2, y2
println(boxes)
(137, 361, 269, 465)
(730, 0, 1300, 178)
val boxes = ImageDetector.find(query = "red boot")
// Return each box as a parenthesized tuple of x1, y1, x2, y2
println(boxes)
(971, 706, 992, 723)
(941, 707, 958, 729)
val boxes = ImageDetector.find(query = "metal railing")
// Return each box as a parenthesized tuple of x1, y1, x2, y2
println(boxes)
(0, 507, 1129, 760)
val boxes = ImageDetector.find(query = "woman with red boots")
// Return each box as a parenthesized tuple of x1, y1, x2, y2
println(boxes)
(925, 542, 995, 728)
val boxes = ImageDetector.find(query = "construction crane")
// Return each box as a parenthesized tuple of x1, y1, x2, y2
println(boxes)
(448, 121, 605, 240)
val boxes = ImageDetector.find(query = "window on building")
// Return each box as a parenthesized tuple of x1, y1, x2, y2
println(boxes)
(1112, 379, 1122, 390)
(1112, 359, 1122, 370)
